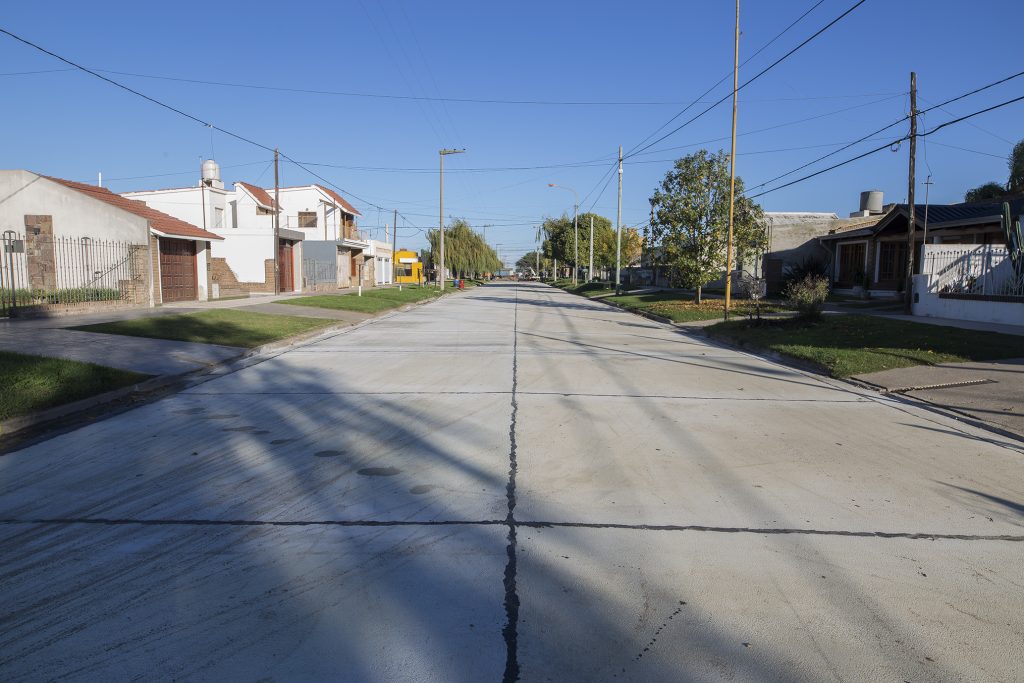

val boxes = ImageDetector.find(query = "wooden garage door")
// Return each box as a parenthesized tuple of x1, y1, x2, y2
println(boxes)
(159, 238, 197, 302)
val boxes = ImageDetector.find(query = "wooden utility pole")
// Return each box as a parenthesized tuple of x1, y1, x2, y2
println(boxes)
(723, 0, 740, 320)
(273, 148, 280, 295)
(904, 72, 917, 314)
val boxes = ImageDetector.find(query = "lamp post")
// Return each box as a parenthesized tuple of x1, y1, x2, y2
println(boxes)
(548, 183, 578, 285)
(439, 148, 465, 290)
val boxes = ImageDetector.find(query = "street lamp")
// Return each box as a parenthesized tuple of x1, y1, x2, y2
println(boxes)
(439, 148, 465, 290)
(548, 183, 578, 285)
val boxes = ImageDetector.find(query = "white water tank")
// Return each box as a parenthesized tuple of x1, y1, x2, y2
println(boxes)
(859, 190, 884, 214)
(201, 159, 223, 189)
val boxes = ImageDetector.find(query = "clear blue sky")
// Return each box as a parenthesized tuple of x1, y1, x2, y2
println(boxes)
(2, 1, 1021, 264)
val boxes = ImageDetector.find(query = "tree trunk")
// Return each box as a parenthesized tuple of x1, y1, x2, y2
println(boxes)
(695, 285, 702, 304)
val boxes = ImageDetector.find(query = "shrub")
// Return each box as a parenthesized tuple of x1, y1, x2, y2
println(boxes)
(786, 274, 830, 320)
(782, 256, 829, 290)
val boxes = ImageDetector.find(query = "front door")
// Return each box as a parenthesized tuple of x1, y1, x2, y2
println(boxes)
(159, 238, 197, 302)
(278, 241, 294, 292)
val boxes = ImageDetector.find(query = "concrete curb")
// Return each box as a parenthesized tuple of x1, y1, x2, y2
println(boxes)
(0, 290, 456, 445)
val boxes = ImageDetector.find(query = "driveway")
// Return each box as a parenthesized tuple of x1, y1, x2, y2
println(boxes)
(0, 283, 1021, 681)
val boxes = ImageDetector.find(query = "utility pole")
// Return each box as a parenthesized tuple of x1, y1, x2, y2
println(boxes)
(904, 72, 917, 314)
(615, 145, 623, 292)
(588, 215, 594, 283)
(536, 229, 540, 278)
(273, 148, 280, 295)
(723, 0, 740, 320)
(922, 175, 933, 258)
(392, 208, 398, 286)
(438, 148, 465, 290)
(573, 202, 579, 286)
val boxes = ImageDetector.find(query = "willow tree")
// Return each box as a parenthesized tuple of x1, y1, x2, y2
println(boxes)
(648, 150, 767, 303)
(426, 218, 501, 278)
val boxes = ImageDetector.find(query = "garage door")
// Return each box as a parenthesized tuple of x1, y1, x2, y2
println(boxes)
(159, 238, 197, 302)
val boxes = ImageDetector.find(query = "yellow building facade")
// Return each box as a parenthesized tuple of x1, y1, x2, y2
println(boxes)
(394, 249, 423, 284)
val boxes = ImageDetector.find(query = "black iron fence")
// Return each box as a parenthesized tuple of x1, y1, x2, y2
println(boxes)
(1, 231, 149, 315)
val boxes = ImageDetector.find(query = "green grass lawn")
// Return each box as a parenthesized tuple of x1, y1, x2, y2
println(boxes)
(606, 291, 787, 322)
(0, 351, 149, 421)
(708, 314, 1024, 377)
(280, 285, 443, 313)
(74, 310, 337, 348)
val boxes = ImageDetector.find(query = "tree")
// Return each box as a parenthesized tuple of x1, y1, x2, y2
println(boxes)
(1009, 139, 1024, 194)
(426, 218, 501, 279)
(965, 181, 1007, 203)
(541, 212, 615, 278)
(963, 137, 1024, 201)
(648, 150, 767, 303)
(515, 251, 550, 275)
(620, 227, 643, 267)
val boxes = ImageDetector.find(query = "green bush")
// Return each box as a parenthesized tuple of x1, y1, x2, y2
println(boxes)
(785, 274, 830, 320)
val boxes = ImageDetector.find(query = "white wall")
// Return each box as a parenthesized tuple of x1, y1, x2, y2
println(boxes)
(0, 170, 149, 242)
(913, 275, 1024, 324)
(123, 186, 229, 234)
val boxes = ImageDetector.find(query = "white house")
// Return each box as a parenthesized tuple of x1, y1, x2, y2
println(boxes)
(274, 184, 370, 289)
(0, 169, 222, 309)
(123, 161, 305, 297)
(368, 239, 393, 286)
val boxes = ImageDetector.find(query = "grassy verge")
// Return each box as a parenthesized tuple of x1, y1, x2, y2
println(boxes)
(280, 285, 443, 313)
(707, 314, 1024, 377)
(605, 290, 788, 322)
(74, 310, 337, 348)
(0, 351, 149, 421)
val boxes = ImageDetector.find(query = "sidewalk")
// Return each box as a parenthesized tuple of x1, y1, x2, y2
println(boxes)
(853, 358, 1024, 440)
(0, 286, 376, 374)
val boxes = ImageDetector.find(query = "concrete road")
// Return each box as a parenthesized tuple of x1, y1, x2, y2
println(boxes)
(1, 283, 1022, 682)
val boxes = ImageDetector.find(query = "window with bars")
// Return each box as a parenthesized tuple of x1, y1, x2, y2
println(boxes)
(298, 212, 318, 228)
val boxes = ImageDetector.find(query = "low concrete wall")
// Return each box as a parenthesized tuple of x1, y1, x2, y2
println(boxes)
(913, 275, 1024, 325)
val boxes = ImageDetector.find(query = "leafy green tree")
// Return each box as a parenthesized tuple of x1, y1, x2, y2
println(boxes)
(426, 218, 501, 278)
(542, 212, 615, 278)
(963, 138, 1024, 201)
(1008, 139, 1024, 194)
(964, 181, 1006, 203)
(648, 150, 767, 303)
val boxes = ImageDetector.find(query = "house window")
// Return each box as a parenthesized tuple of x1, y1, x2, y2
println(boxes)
(878, 242, 907, 281)
(213, 207, 224, 229)
(298, 211, 318, 228)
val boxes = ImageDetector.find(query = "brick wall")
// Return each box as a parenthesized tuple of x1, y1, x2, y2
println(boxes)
(23, 215, 56, 290)
(209, 257, 274, 295)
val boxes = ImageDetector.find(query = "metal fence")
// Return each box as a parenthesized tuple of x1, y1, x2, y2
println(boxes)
(1, 230, 148, 315)
(302, 258, 337, 290)
(922, 245, 1023, 298)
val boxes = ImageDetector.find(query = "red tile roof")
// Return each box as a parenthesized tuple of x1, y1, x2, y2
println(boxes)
(236, 181, 279, 210)
(46, 176, 223, 241)
(315, 185, 362, 216)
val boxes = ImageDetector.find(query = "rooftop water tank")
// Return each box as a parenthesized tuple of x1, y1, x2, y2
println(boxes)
(859, 190, 884, 214)
(201, 159, 223, 188)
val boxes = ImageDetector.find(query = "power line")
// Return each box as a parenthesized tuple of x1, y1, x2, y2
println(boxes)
(625, 0, 827, 156)
(626, 0, 868, 159)
(0, 28, 275, 153)
(749, 70, 1024, 191)
(749, 91, 1024, 198)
